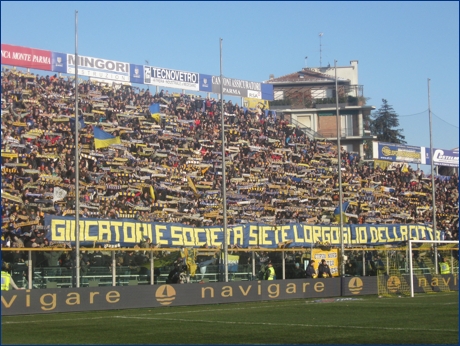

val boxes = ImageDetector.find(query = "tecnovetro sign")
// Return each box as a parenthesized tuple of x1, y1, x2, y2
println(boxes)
(144, 65, 199, 91)
(66, 54, 130, 82)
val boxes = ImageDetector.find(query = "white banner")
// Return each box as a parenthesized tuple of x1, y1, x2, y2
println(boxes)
(53, 187, 67, 202)
(67, 54, 130, 82)
(144, 66, 199, 91)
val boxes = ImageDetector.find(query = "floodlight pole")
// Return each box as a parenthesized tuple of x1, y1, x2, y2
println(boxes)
(335, 60, 345, 277)
(428, 78, 438, 274)
(220, 38, 228, 282)
(74, 10, 81, 288)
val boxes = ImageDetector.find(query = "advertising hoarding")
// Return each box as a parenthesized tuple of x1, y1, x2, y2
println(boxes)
(373, 142, 426, 164)
(130, 63, 144, 84)
(66, 54, 130, 82)
(144, 65, 199, 91)
(424, 148, 459, 167)
(1, 43, 52, 71)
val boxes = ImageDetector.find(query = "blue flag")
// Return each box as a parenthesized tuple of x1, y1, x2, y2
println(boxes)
(70, 115, 86, 132)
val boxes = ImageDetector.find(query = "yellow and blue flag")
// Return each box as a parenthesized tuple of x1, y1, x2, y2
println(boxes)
(149, 103, 161, 123)
(333, 201, 350, 215)
(94, 127, 121, 149)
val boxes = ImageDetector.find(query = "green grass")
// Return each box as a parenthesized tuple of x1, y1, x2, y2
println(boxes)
(2, 292, 458, 344)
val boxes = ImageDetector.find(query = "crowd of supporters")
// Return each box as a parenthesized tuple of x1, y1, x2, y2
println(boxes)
(1, 68, 459, 255)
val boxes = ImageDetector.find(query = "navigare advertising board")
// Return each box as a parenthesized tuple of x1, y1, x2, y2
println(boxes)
(66, 54, 130, 82)
(424, 148, 459, 167)
(1, 279, 341, 315)
(1, 43, 52, 71)
(373, 142, 426, 164)
(144, 65, 200, 91)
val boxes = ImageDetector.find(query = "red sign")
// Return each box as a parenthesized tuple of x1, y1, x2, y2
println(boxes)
(1, 44, 52, 71)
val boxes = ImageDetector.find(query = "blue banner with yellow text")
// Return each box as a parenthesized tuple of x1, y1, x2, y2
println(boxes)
(44, 216, 439, 248)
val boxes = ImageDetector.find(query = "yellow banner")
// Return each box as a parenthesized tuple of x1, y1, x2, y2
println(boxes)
(242, 97, 269, 110)
(312, 248, 339, 277)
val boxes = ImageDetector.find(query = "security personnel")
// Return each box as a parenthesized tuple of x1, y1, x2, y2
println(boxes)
(1, 262, 22, 291)
(264, 261, 276, 280)
(440, 258, 450, 274)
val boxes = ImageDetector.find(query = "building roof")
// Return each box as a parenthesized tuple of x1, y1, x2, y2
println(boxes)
(265, 68, 349, 84)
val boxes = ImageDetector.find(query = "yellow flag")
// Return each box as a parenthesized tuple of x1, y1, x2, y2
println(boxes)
(151, 113, 161, 123)
(150, 185, 155, 201)
(187, 176, 198, 194)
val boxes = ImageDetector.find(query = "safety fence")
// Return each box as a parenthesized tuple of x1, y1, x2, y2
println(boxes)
(1, 245, 458, 290)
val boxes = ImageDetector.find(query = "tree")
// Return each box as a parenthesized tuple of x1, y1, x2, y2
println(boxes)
(370, 99, 406, 144)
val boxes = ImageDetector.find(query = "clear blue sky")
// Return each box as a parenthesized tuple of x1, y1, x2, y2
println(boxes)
(2, 1, 459, 153)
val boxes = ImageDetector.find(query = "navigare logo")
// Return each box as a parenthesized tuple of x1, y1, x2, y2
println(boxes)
(155, 285, 176, 306)
(348, 277, 363, 295)
(387, 276, 401, 293)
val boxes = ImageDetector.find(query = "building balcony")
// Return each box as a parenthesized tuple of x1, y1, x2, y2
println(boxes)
(269, 95, 367, 110)
(317, 128, 374, 139)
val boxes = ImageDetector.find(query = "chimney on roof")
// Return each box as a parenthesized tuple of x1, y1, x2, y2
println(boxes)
(269, 74, 274, 80)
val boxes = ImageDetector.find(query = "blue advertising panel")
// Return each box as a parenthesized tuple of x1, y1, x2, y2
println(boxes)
(374, 142, 425, 164)
(425, 148, 459, 167)
(44, 216, 438, 248)
(261, 83, 274, 101)
(199, 74, 213, 92)
(130, 63, 143, 84)
(51, 52, 67, 73)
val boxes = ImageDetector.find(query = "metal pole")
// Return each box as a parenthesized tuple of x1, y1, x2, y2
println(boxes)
(150, 250, 155, 285)
(335, 60, 345, 277)
(386, 253, 389, 276)
(362, 251, 365, 276)
(28, 250, 32, 289)
(220, 38, 228, 283)
(252, 251, 255, 280)
(428, 78, 438, 274)
(282, 251, 285, 280)
(112, 251, 116, 286)
(74, 10, 81, 288)
(409, 239, 414, 298)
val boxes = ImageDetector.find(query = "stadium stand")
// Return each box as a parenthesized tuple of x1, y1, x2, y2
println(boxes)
(1, 69, 458, 284)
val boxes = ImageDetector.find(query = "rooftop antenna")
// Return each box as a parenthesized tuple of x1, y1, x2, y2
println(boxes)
(319, 33, 323, 67)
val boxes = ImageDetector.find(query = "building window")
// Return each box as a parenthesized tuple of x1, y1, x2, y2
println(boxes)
(341, 114, 354, 136)
(274, 90, 284, 100)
